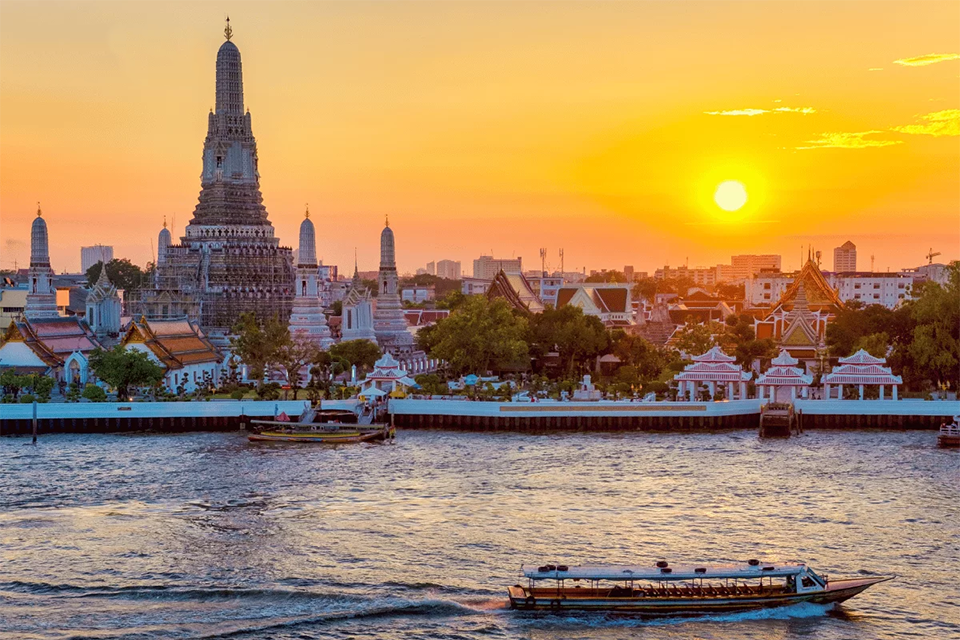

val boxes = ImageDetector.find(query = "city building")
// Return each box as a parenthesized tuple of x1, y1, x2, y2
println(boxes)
(623, 265, 635, 282)
(0, 288, 27, 328)
(80, 246, 114, 274)
(373, 219, 416, 354)
(834, 241, 857, 273)
(461, 277, 492, 296)
(288, 209, 333, 349)
(436, 259, 461, 280)
(727, 255, 781, 281)
(121, 317, 223, 393)
(425, 261, 436, 276)
(556, 283, 633, 327)
(523, 272, 564, 307)
(143, 22, 294, 332)
(473, 255, 522, 280)
(653, 265, 717, 286)
(746, 269, 916, 309)
(401, 286, 435, 304)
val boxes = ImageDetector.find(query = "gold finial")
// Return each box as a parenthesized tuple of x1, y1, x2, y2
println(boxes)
(36, 201, 42, 217)
(385, 213, 390, 227)
(163, 215, 167, 229)
(224, 16, 233, 41)
(305, 203, 310, 219)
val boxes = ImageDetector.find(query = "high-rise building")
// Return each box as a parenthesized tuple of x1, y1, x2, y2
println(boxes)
(728, 255, 781, 281)
(425, 261, 436, 275)
(623, 265, 635, 282)
(143, 20, 294, 331)
(834, 241, 857, 273)
(473, 255, 522, 280)
(436, 259, 461, 280)
(81, 245, 114, 273)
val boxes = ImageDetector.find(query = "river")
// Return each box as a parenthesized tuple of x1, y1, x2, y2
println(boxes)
(1, 429, 957, 639)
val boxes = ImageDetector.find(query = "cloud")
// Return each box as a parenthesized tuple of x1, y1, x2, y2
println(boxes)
(705, 107, 816, 116)
(797, 131, 902, 150)
(868, 68, 883, 71)
(893, 53, 960, 67)
(892, 109, 960, 137)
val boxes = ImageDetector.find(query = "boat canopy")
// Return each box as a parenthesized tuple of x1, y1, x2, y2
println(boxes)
(523, 563, 807, 581)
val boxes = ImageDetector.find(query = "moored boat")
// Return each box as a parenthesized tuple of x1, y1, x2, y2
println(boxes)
(507, 560, 892, 614)
(938, 416, 960, 448)
(248, 407, 395, 443)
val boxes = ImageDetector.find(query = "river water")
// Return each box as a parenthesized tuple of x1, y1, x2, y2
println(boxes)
(1, 429, 957, 639)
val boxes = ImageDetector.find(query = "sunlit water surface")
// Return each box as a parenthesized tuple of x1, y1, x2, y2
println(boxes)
(1, 430, 957, 640)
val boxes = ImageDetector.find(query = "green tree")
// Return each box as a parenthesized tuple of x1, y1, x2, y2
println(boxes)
(88, 346, 164, 400)
(82, 384, 107, 402)
(631, 278, 658, 303)
(329, 339, 382, 375)
(276, 334, 322, 399)
(85, 258, 148, 293)
(585, 270, 627, 283)
(612, 333, 669, 381)
(531, 305, 608, 377)
(672, 323, 716, 357)
(907, 263, 960, 390)
(230, 313, 289, 387)
(853, 332, 891, 358)
(329, 300, 343, 316)
(436, 290, 467, 310)
(0, 370, 27, 401)
(427, 296, 529, 375)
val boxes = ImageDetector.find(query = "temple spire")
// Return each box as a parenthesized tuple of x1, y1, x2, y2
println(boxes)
(224, 16, 233, 41)
(163, 215, 167, 229)
(36, 201, 42, 217)
(305, 203, 310, 219)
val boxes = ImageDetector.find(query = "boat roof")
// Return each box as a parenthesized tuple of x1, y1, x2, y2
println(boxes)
(523, 562, 808, 581)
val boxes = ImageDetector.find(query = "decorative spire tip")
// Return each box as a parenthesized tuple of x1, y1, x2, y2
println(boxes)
(305, 203, 310, 219)
(36, 201, 42, 217)
(224, 16, 233, 41)
(163, 215, 167, 229)
(385, 213, 390, 227)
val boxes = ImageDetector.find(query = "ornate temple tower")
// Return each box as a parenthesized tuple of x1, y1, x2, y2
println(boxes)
(147, 19, 294, 332)
(342, 258, 377, 342)
(155, 217, 171, 286)
(373, 218, 415, 353)
(289, 207, 333, 348)
(85, 259, 122, 338)
(25, 204, 59, 320)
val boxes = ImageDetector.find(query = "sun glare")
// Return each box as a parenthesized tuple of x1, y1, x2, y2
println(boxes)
(714, 180, 748, 211)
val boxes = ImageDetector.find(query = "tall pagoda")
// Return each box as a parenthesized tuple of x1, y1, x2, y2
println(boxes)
(145, 19, 294, 332)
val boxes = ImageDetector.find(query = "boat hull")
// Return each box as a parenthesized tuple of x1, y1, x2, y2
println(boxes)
(248, 426, 395, 444)
(938, 435, 960, 448)
(507, 577, 889, 614)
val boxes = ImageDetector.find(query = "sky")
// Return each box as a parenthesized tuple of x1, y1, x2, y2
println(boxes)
(1, 1, 958, 277)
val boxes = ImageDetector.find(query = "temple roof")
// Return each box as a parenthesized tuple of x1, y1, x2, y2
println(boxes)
(771, 260, 843, 313)
(556, 285, 629, 315)
(487, 270, 544, 314)
(121, 317, 222, 369)
(1, 316, 102, 367)
(838, 349, 886, 365)
(691, 346, 736, 363)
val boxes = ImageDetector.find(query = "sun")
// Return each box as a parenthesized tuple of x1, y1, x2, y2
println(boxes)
(714, 180, 748, 212)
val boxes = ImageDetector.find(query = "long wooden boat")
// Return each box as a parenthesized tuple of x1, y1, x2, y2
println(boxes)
(938, 417, 960, 448)
(248, 407, 395, 443)
(507, 560, 892, 614)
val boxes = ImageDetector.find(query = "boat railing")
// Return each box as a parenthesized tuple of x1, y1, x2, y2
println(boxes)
(940, 423, 960, 436)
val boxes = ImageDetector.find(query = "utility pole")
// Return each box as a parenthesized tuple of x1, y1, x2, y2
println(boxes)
(559, 249, 564, 279)
(539, 248, 547, 276)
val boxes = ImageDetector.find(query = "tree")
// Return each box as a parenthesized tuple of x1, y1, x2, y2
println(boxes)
(585, 270, 627, 283)
(714, 282, 745, 300)
(632, 278, 658, 303)
(329, 339, 382, 375)
(276, 334, 323, 399)
(426, 296, 529, 375)
(436, 290, 467, 310)
(672, 323, 716, 357)
(82, 384, 107, 402)
(88, 346, 164, 400)
(361, 278, 379, 297)
(329, 300, 343, 316)
(85, 258, 149, 293)
(853, 332, 891, 358)
(907, 263, 960, 390)
(230, 313, 289, 387)
(612, 333, 669, 381)
(531, 305, 608, 377)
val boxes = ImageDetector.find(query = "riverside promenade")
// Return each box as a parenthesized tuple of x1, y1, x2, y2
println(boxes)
(0, 400, 356, 436)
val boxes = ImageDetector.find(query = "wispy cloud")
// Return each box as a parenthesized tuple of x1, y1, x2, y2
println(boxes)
(705, 107, 816, 116)
(797, 131, 902, 150)
(893, 53, 960, 67)
(868, 68, 883, 71)
(892, 109, 960, 137)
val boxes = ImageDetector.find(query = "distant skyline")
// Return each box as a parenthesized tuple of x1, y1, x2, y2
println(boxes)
(1, 1, 958, 275)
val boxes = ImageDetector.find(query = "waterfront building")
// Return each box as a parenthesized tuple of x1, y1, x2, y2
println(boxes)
(85, 265, 122, 339)
(143, 21, 294, 332)
(373, 219, 416, 354)
(474, 255, 522, 280)
(672, 346, 752, 401)
(486, 270, 544, 314)
(556, 283, 633, 327)
(121, 317, 223, 393)
(288, 209, 333, 349)
(436, 259, 461, 280)
(822, 349, 902, 400)
(834, 241, 857, 273)
(80, 246, 114, 274)
(756, 349, 813, 402)
(0, 316, 102, 386)
(25, 206, 59, 320)
(359, 352, 418, 398)
(341, 265, 377, 343)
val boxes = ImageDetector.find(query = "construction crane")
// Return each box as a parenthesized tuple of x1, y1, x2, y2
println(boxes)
(926, 248, 941, 265)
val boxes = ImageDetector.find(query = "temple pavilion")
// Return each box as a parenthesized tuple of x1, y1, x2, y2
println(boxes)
(755, 349, 813, 402)
(359, 352, 418, 399)
(821, 349, 902, 400)
(673, 346, 752, 401)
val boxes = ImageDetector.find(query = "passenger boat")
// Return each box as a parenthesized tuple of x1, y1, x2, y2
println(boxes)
(938, 416, 960, 448)
(507, 560, 892, 614)
(248, 408, 395, 443)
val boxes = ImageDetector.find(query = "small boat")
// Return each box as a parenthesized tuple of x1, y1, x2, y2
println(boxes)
(938, 416, 960, 448)
(507, 560, 892, 614)
(760, 402, 799, 437)
(248, 407, 395, 443)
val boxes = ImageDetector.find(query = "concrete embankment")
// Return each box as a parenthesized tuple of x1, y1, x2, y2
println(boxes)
(0, 400, 357, 436)
(389, 399, 960, 431)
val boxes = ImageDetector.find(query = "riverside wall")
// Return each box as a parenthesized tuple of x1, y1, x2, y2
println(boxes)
(0, 400, 357, 436)
(389, 399, 960, 432)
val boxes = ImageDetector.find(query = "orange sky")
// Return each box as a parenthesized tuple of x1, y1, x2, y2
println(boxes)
(1, 1, 958, 276)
